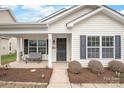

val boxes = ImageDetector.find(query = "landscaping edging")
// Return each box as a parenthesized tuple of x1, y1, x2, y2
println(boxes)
(71, 83, 124, 88)
(0, 81, 48, 88)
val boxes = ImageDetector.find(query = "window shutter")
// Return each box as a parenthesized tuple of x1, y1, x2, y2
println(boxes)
(115, 35, 121, 59)
(80, 35, 86, 59)
(24, 39, 28, 54)
(47, 39, 48, 54)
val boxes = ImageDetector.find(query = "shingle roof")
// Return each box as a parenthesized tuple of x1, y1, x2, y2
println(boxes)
(38, 5, 78, 22)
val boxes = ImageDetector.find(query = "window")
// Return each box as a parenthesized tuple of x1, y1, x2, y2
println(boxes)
(102, 36, 114, 58)
(87, 36, 100, 58)
(38, 40, 47, 54)
(29, 40, 37, 53)
(29, 40, 47, 54)
(86, 36, 114, 59)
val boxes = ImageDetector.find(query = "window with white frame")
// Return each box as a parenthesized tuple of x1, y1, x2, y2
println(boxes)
(29, 40, 47, 54)
(87, 36, 100, 58)
(86, 36, 114, 59)
(102, 36, 114, 58)
(29, 40, 37, 53)
(38, 40, 47, 54)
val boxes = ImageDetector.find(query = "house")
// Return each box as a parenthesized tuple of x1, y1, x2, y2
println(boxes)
(0, 37, 16, 55)
(0, 8, 17, 55)
(0, 5, 124, 68)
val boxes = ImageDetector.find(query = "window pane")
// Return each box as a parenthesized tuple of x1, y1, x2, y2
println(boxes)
(88, 37, 91, 41)
(92, 42, 96, 46)
(88, 48, 99, 58)
(102, 36, 113, 46)
(88, 42, 92, 46)
(96, 42, 99, 46)
(87, 36, 100, 58)
(38, 47, 46, 54)
(87, 36, 100, 46)
(92, 37, 95, 42)
(29, 47, 37, 53)
(38, 40, 46, 46)
(29, 40, 37, 46)
(102, 42, 105, 46)
(96, 37, 99, 41)
(102, 48, 113, 58)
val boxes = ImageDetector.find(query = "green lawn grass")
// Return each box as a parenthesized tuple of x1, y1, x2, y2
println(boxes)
(1, 53, 16, 65)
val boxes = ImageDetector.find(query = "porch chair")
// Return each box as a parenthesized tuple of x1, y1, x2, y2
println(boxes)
(25, 52, 42, 64)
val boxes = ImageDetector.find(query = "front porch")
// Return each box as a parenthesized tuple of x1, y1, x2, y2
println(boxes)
(0, 23, 72, 68)
(16, 34, 71, 68)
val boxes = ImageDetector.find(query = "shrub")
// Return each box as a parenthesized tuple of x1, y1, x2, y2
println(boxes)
(108, 60, 124, 73)
(68, 61, 82, 74)
(88, 60, 104, 74)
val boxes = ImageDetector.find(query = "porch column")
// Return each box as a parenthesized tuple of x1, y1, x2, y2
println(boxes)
(48, 34, 52, 68)
(16, 37, 21, 62)
(0, 37, 1, 65)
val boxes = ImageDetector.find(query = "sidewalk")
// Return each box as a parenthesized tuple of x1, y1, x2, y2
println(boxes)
(47, 63, 71, 88)
(47, 63, 124, 88)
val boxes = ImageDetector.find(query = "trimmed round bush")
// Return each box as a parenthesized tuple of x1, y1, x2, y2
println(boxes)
(109, 60, 124, 73)
(88, 60, 104, 74)
(68, 61, 82, 74)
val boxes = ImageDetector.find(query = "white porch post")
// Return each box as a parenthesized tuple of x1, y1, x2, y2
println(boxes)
(20, 38, 23, 52)
(48, 34, 52, 68)
(16, 37, 21, 62)
(0, 37, 1, 65)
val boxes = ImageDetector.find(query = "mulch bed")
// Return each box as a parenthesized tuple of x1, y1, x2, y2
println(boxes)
(68, 68, 124, 84)
(0, 68, 53, 83)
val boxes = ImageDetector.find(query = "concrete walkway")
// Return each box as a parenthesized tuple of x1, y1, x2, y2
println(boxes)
(47, 63, 71, 88)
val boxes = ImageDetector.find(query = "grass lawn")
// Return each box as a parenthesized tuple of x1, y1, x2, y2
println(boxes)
(1, 53, 16, 65)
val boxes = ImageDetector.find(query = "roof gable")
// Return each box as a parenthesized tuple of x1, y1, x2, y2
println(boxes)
(39, 5, 100, 24)
(38, 5, 124, 27)
(0, 8, 16, 23)
(66, 6, 124, 28)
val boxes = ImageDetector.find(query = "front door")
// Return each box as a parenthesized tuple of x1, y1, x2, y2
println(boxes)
(57, 38, 66, 61)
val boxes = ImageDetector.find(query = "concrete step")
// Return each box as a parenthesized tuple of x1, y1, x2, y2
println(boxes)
(47, 83, 71, 88)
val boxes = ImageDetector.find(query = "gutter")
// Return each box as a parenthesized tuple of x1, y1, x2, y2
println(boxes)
(0, 23, 48, 29)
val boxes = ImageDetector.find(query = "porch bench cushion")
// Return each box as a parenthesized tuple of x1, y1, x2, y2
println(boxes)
(26, 53, 42, 63)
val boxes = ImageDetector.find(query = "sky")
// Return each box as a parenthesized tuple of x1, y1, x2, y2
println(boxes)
(0, 5, 124, 22)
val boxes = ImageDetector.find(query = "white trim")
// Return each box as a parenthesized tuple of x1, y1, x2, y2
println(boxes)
(101, 36, 115, 59)
(0, 31, 72, 35)
(46, 6, 82, 24)
(86, 36, 100, 59)
(48, 34, 52, 68)
(38, 8, 67, 22)
(102, 6, 124, 21)
(0, 37, 1, 65)
(28, 40, 47, 55)
(100, 36, 102, 59)
(0, 23, 47, 29)
(67, 6, 124, 28)
(67, 7, 104, 28)
(16, 37, 21, 62)
(85, 35, 115, 60)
